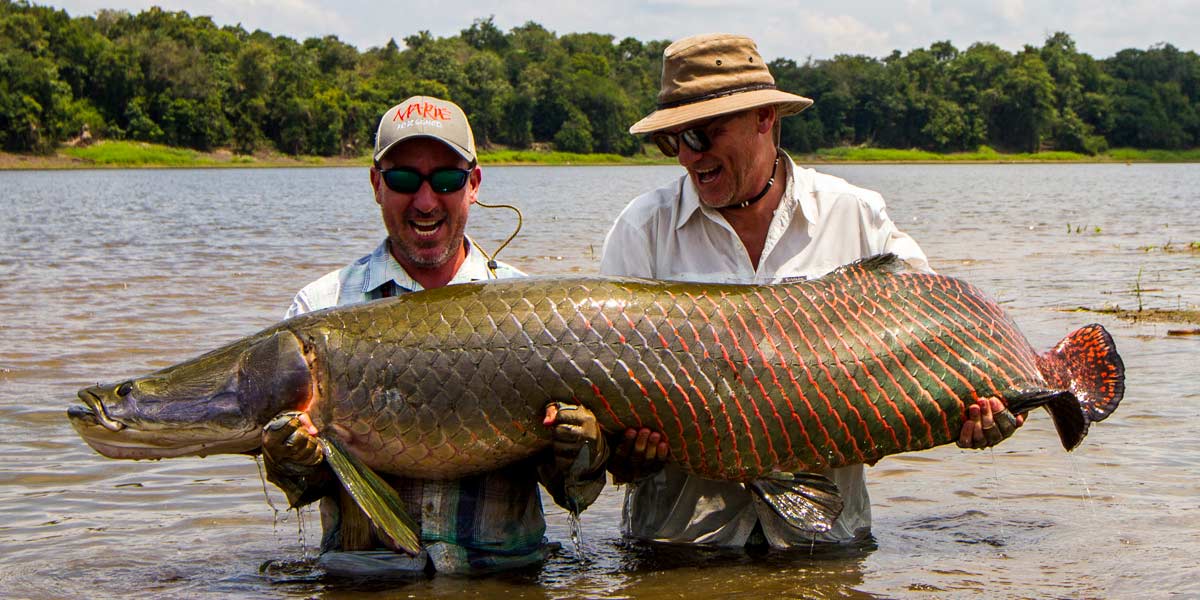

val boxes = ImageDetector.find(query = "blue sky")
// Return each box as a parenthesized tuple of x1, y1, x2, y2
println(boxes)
(37, 0, 1200, 60)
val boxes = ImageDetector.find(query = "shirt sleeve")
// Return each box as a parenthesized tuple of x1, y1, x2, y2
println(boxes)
(870, 198, 933, 274)
(285, 267, 345, 317)
(285, 292, 312, 319)
(599, 209, 655, 278)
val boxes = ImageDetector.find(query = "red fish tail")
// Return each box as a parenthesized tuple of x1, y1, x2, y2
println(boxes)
(1033, 324, 1125, 448)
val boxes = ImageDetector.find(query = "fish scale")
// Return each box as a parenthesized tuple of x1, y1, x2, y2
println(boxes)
(278, 255, 1119, 482)
(70, 255, 1125, 489)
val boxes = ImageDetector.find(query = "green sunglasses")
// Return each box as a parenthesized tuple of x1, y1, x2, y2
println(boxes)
(379, 166, 472, 194)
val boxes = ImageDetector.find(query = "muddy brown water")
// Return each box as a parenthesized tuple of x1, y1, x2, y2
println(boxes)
(1, 164, 1197, 598)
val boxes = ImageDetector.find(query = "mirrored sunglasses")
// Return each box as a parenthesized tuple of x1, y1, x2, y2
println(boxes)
(651, 126, 712, 158)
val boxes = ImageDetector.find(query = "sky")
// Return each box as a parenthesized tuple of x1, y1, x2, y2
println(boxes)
(36, 0, 1200, 61)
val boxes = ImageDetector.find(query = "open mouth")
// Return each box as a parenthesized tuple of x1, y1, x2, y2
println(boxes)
(74, 389, 126, 432)
(410, 218, 444, 238)
(694, 165, 722, 185)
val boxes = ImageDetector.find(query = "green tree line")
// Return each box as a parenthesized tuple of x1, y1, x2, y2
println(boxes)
(3, 1, 1198, 156)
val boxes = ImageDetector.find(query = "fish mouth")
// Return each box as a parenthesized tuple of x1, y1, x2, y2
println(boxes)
(68, 392, 261, 459)
(74, 388, 126, 432)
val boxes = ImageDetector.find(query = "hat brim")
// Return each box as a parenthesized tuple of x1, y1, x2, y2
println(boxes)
(629, 89, 813, 135)
(374, 134, 476, 165)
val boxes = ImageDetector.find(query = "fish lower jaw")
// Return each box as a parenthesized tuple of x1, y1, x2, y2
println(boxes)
(70, 419, 260, 459)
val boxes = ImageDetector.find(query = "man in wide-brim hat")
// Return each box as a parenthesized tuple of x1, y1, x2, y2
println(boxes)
(594, 33, 1022, 549)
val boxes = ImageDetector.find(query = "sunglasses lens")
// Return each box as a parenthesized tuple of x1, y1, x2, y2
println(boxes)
(381, 168, 469, 194)
(382, 168, 422, 193)
(680, 129, 710, 153)
(429, 168, 470, 193)
(652, 132, 679, 157)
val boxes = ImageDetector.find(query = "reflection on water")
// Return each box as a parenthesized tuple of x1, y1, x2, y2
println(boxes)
(1, 164, 1198, 598)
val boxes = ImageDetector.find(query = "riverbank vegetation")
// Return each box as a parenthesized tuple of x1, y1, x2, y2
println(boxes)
(2, 1, 1199, 162)
(814, 147, 1200, 162)
(12, 139, 1200, 169)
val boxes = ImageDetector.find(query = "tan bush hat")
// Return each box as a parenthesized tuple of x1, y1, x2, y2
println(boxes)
(374, 95, 477, 164)
(629, 33, 813, 135)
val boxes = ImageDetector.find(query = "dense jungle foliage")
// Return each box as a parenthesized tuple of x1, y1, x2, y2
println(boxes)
(2, 1, 1198, 156)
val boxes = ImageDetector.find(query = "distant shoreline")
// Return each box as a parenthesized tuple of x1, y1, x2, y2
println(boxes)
(3, 141, 1198, 170)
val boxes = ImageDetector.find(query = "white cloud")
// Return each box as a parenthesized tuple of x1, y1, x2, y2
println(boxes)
(905, 0, 932, 16)
(793, 13, 893, 57)
(206, 0, 350, 39)
(993, 0, 1025, 23)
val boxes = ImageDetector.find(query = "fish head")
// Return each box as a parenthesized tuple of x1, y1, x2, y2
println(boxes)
(69, 328, 314, 459)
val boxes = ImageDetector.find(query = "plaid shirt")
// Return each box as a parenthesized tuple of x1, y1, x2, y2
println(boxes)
(274, 238, 601, 574)
(286, 237, 525, 317)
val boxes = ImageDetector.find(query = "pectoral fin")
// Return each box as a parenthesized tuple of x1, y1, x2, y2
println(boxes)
(321, 436, 421, 556)
(748, 472, 843, 535)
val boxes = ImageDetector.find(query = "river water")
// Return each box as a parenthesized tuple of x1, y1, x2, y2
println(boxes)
(1, 163, 1197, 598)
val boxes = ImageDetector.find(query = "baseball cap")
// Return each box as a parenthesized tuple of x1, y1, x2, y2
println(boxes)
(373, 95, 477, 164)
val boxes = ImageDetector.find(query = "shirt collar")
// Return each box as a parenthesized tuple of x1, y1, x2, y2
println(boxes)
(361, 236, 495, 295)
(673, 151, 820, 230)
(787, 155, 820, 227)
(674, 174, 704, 230)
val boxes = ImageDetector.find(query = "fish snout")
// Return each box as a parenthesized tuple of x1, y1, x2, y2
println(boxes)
(75, 385, 127, 432)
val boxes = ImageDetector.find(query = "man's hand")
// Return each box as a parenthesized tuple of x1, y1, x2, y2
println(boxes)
(262, 411, 323, 470)
(608, 427, 670, 484)
(542, 403, 606, 476)
(957, 397, 1025, 449)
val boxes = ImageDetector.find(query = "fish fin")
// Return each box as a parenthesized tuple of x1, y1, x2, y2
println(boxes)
(834, 253, 913, 277)
(320, 436, 421, 556)
(1001, 324, 1125, 451)
(1037, 324, 1126, 423)
(1003, 388, 1085, 450)
(748, 472, 843, 534)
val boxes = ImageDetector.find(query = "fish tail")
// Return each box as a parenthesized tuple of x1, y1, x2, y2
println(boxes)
(1027, 324, 1126, 450)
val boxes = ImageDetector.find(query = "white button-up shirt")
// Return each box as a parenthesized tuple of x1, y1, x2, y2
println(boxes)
(599, 153, 929, 547)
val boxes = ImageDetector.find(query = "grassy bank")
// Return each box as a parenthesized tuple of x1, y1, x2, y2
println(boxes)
(0, 140, 667, 169)
(480, 149, 668, 165)
(811, 145, 1200, 162)
(0, 140, 368, 169)
(61, 141, 217, 166)
(5, 140, 1200, 170)
(60, 141, 367, 167)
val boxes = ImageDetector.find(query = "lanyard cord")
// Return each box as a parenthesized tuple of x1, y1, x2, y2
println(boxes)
(472, 200, 524, 277)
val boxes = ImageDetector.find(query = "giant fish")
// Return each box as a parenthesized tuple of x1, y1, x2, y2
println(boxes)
(69, 255, 1124, 551)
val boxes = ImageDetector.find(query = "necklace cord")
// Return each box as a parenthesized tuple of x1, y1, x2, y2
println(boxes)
(730, 153, 782, 210)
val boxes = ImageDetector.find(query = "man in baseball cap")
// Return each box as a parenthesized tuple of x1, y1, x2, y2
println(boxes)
(597, 34, 1022, 550)
(260, 95, 608, 576)
(374, 95, 477, 165)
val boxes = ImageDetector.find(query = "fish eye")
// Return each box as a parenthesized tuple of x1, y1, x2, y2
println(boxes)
(116, 382, 133, 397)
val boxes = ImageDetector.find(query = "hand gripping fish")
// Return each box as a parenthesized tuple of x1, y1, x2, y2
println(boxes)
(69, 255, 1125, 554)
